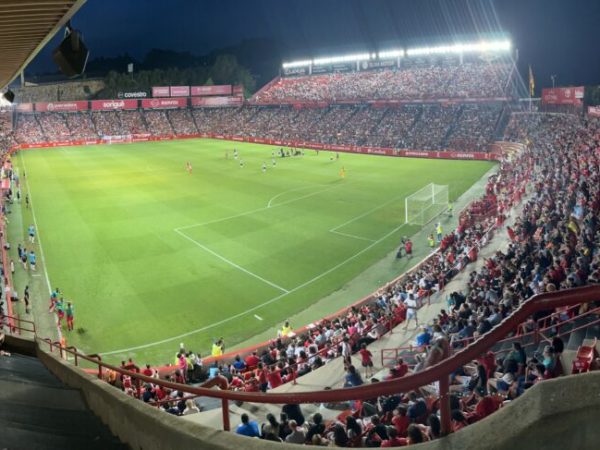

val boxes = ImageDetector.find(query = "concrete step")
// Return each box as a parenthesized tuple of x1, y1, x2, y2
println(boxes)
(0, 352, 128, 449)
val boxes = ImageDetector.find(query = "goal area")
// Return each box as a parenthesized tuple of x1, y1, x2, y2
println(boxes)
(405, 183, 449, 226)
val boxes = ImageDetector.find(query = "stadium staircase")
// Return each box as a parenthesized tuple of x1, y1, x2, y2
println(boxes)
(493, 105, 512, 140)
(0, 351, 128, 450)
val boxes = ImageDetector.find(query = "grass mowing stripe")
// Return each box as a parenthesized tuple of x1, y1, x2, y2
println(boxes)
(174, 228, 290, 293)
(99, 222, 408, 356)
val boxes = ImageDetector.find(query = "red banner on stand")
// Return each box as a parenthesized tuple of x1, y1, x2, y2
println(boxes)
(35, 101, 88, 112)
(170, 86, 190, 97)
(191, 96, 243, 107)
(541, 86, 584, 105)
(90, 99, 139, 110)
(152, 86, 170, 97)
(141, 98, 187, 109)
(588, 106, 600, 118)
(15, 103, 33, 112)
(190, 85, 232, 96)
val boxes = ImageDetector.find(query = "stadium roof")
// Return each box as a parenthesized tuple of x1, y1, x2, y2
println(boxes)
(0, 0, 86, 90)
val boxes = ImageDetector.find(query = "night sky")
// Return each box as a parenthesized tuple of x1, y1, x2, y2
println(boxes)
(28, 0, 600, 89)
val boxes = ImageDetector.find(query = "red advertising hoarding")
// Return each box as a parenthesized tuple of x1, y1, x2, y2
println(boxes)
(190, 85, 232, 96)
(541, 86, 584, 105)
(170, 86, 190, 97)
(232, 85, 244, 96)
(141, 98, 187, 109)
(152, 86, 170, 97)
(35, 101, 88, 112)
(191, 96, 243, 107)
(15, 103, 33, 112)
(588, 106, 600, 118)
(90, 99, 139, 110)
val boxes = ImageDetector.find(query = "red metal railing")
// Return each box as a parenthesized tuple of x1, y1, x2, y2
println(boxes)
(0, 314, 35, 336)
(39, 285, 600, 436)
(380, 303, 600, 367)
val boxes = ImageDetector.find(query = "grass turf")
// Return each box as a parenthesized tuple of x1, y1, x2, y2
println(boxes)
(15, 139, 494, 364)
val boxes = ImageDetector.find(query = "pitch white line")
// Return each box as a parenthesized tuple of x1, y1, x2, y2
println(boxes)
(100, 221, 408, 356)
(176, 183, 345, 231)
(329, 230, 376, 242)
(254, 315, 263, 321)
(20, 154, 52, 295)
(175, 228, 290, 294)
(267, 184, 322, 208)
(20, 153, 63, 343)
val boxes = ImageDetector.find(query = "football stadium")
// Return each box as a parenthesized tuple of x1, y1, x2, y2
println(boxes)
(0, 1, 599, 449)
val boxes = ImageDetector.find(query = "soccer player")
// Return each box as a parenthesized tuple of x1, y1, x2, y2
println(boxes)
(55, 298, 65, 327)
(225, 151, 229, 160)
(233, 148, 238, 160)
(28, 224, 35, 244)
(272, 158, 276, 167)
(339, 166, 346, 179)
(49, 288, 60, 312)
(28, 250, 36, 271)
(23, 285, 30, 314)
(66, 302, 75, 331)
(239, 159, 244, 168)
(25, 194, 29, 209)
(186, 161, 193, 174)
(336, 152, 340, 161)
(262, 162, 267, 173)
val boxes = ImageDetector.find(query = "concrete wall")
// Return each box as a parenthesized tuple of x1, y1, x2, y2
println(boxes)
(6, 337, 600, 450)
(413, 370, 600, 450)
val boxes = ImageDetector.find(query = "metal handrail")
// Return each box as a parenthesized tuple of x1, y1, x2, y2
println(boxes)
(40, 285, 600, 434)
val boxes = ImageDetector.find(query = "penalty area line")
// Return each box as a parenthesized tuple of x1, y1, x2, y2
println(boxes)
(174, 228, 290, 294)
(100, 221, 408, 356)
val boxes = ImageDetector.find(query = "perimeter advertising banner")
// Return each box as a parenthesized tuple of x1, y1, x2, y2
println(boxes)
(152, 86, 170, 97)
(170, 86, 190, 97)
(35, 101, 88, 112)
(191, 96, 243, 107)
(90, 99, 139, 110)
(588, 106, 600, 118)
(190, 85, 232, 96)
(141, 98, 187, 109)
(541, 86, 584, 105)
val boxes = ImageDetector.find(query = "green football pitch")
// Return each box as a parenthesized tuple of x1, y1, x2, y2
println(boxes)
(15, 139, 494, 364)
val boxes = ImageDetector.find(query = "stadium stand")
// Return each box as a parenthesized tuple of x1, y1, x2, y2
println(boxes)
(252, 61, 512, 104)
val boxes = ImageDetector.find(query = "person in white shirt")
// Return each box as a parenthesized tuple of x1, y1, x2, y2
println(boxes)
(404, 294, 419, 331)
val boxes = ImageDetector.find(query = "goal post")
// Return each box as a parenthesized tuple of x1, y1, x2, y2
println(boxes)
(405, 183, 449, 226)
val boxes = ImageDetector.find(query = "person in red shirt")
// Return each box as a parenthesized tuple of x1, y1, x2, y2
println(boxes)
(256, 362, 269, 392)
(359, 343, 374, 378)
(142, 364, 154, 377)
(244, 351, 260, 370)
(267, 365, 283, 390)
(380, 427, 408, 447)
(391, 406, 410, 437)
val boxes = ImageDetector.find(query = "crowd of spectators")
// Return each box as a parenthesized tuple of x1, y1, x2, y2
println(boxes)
(7, 101, 502, 152)
(254, 62, 512, 104)
(143, 111, 174, 136)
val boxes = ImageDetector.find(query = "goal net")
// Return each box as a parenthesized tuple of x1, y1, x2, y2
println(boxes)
(405, 183, 449, 226)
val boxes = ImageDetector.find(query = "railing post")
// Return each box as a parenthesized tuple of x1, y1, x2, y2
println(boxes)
(292, 367, 297, 385)
(533, 324, 540, 346)
(222, 398, 230, 431)
(439, 373, 451, 436)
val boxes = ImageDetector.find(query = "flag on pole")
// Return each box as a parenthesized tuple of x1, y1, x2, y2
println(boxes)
(528, 65, 535, 97)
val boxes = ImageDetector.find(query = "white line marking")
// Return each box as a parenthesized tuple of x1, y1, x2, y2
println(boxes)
(32, 274, 42, 277)
(175, 183, 345, 231)
(329, 230, 376, 242)
(20, 154, 52, 295)
(267, 184, 322, 208)
(254, 315, 263, 321)
(20, 153, 63, 343)
(174, 228, 289, 293)
(100, 221, 408, 356)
